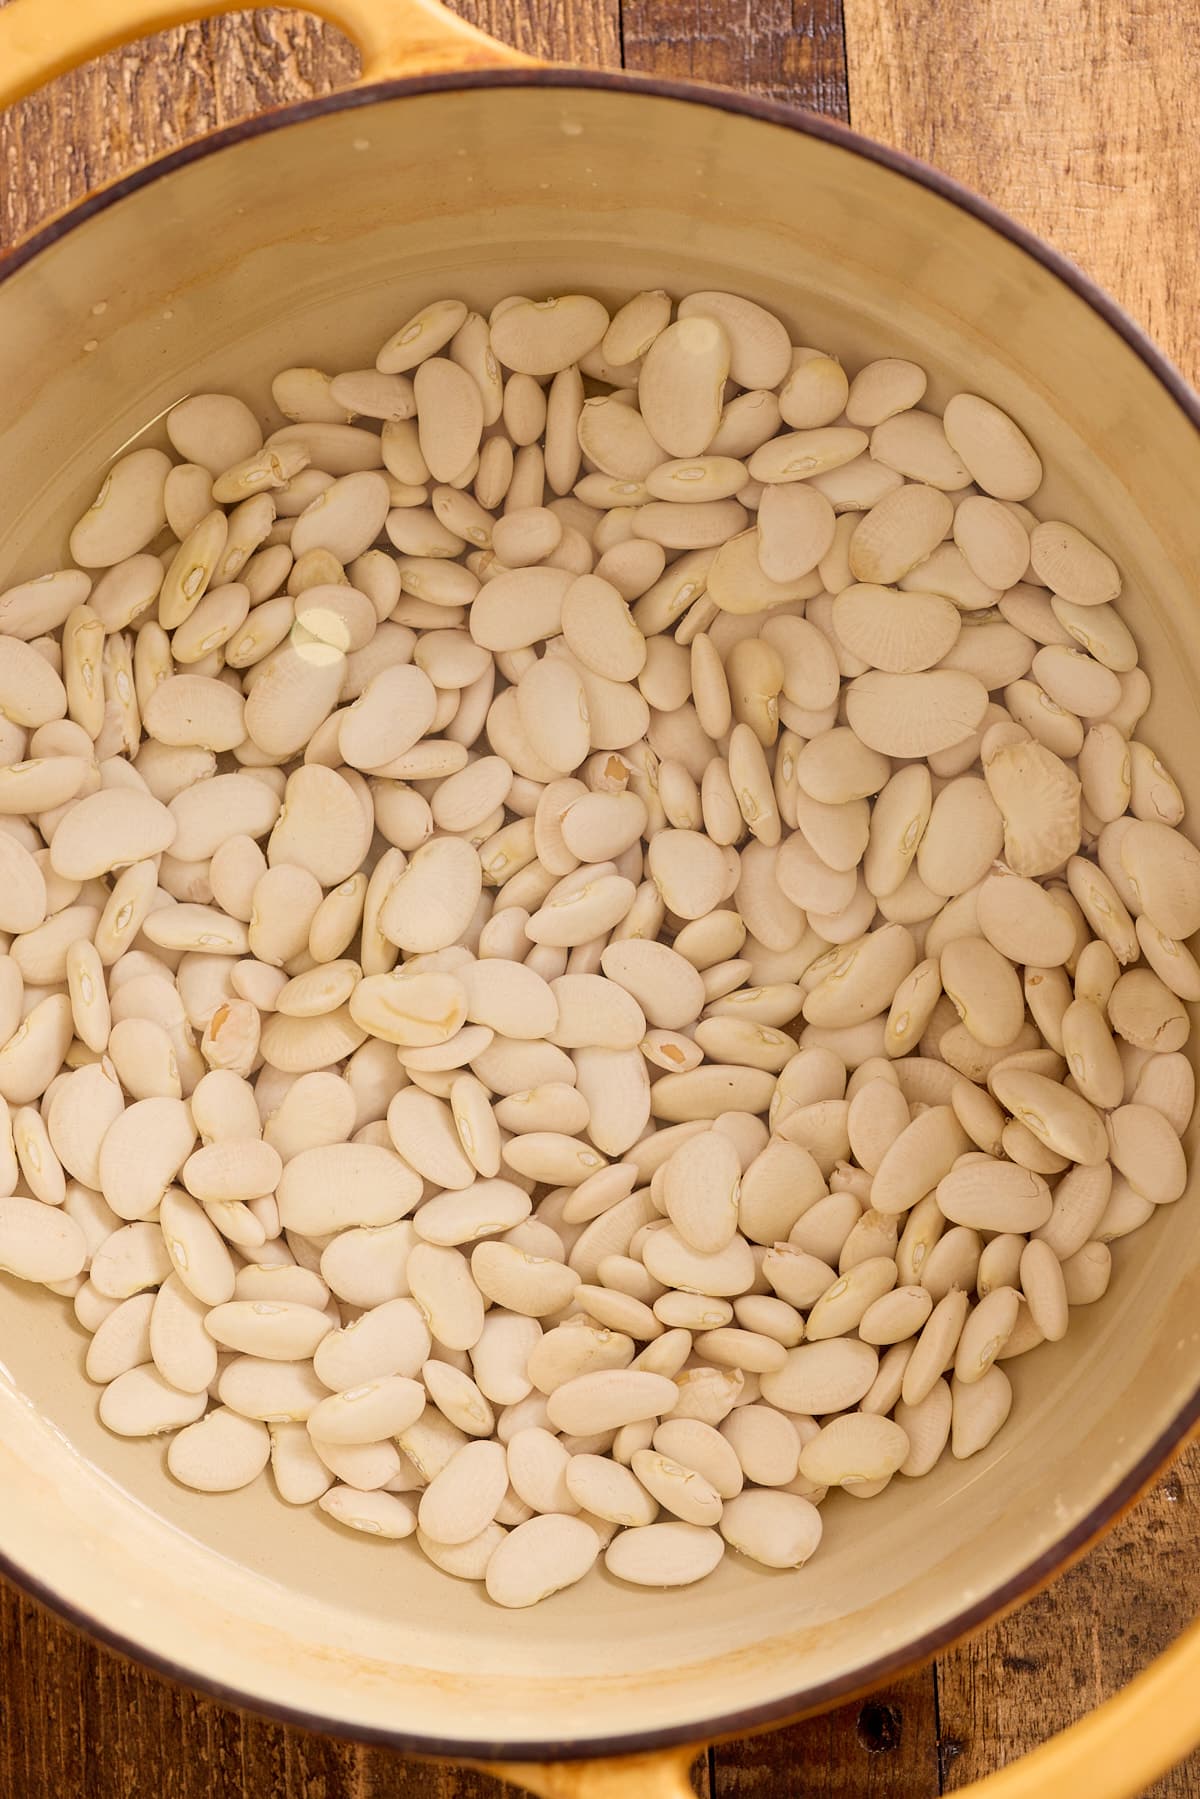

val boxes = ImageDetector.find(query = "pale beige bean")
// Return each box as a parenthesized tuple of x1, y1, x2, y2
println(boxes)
(631, 1447, 723, 1526)
(711, 1489, 822, 1570)
(1106, 1103, 1186, 1203)
(401, 1241, 483, 1351)
(1113, 820, 1200, 939)
(952, 1286, 1021, 1383)
(268, 1421, 334, 1505)
(1029, 521, 1119, 605)
(882, 958, 942, 1059)
(845, 669, 988, 758)
(49, 788, 175, 881)
(938, 937, 1023, 1049)
(46, 1060, 125, 1188)
(376, 299, 469, 375)
(795, 728, 889, 808)
(605, 1519, 724, 1586)
(168, 776, 280, 866)
(976, 869, 1077, 967)
(1076, 724, 1132, 828)
(596, 289, 666, 365)
(411, 1436, 505, 1544)
(755, 482, 836, 584)
(98, 1365, 208, 1437)
(1128, 1052, 1194, 1138)
(84, 1291, 156, 1384)
(64, 939, 109, 1055)
(1057, 1238, 1112, 1306)
(805, 1257, 898, 1341)
(798, 1412, 909, 1488)
(545, 1369, 678, 1436)
(0, 568, 94, 640)
(954, 494, 1031, 587)
(561, 1452, 656, 1527)
(203, 1298, 331, 1361)
(867, 411, 968, 489)
(668, 294, 786, 390)
(775, 349, 847, 430)
(413, 1174, 532, 1244)
(941, 394, 1042, 499)
(870, 1106, 970, 1215)
(0, 1194, 87, 1283)
(1108, 966, 1189, 1052)
(490, 295, 608, 377)
(1057, 998, 1123, 1108)
(70, 449, 172, 568)
(901, 1289, 969, 1407)
(950, 1365, 1013, 1458)
(0, 757, 90, 815)
(189, 1069, 260, 1144)
(895, 1379, 952, 1478)
(936, 1159, 1053, 1233)
(637, 316, 731, 458)
(758, 1339, 877, 1415)
(668, 1365, 744, 1425)
(273, 1124, 415, 1228)
(859, 1284, 933, 1346)
(1129, 741, 1184, 826)
(990, 1067, 1109, 1166)
(1014, 1239, 1067, 1343)
(0, 833, 48, 935)
(477, 1512, 599, 1608)
(843, 359, 926, 429)
(182, 1139, 282, 1207)
(317, 1486, 417, 1538)
(309, 1301, 427, 1397)
(307, 1372, 426, 1447)
(87, 1219, 171, 1299)
(1132, 917, 1200, 1005)
(802, 926, 917, 1031)
(420, 1358, 493, 1437)
(97, 1097, 196, 1222)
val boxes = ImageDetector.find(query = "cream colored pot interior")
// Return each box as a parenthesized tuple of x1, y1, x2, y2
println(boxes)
(1, 82, 1198, 1752)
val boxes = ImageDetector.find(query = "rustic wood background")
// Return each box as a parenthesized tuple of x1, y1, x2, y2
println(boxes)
(1, 1, 1198, 1794)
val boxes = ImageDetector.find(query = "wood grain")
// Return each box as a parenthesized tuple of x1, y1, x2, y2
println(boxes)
(1, 1, 1199, 1796)
(620, 0, 848, 118)
(842, 0, 1200, 386)
(713, 1670, 940, 1798)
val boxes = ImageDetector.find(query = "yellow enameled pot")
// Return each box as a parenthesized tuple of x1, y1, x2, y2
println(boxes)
(0, 4, 1198, 1794)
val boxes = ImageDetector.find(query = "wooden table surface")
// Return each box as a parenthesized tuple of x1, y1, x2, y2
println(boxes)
(1, 1, 1198, 1794)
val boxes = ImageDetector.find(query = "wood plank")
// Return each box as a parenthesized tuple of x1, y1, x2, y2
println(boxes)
(454, 0, 620, 67)
(620, 0, 849, 121)
(841, 0, 1200, 381)
(713, 1669, 940, 1799)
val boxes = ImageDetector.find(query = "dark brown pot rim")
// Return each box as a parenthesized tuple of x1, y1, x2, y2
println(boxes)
(1, 64, 1199, 1768)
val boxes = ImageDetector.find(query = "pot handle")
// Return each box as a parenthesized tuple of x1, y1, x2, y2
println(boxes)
(478, 1747, 699, 1797)
(480, 1613, 1200, 1798)
(0, 0, 536, 111)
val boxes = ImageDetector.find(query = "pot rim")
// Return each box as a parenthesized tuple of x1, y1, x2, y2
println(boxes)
(1, 64, 1198, 1764)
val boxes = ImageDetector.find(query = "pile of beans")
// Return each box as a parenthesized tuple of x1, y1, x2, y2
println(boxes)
(0, 287, 1194, 1608)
